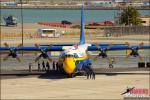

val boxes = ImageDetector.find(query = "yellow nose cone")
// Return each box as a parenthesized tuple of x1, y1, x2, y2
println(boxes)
(63, 57, 76, 74)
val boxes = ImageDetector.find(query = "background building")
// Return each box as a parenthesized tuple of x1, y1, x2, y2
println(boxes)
(0, 0, 150, 8)
(87, 0, 115, 7)
(140, 16, 150, 26)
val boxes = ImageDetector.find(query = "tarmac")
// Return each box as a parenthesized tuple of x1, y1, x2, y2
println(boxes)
(1, 72, 149, 99)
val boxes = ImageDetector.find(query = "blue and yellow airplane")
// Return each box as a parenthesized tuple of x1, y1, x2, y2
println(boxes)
(0, 1, 150, 77)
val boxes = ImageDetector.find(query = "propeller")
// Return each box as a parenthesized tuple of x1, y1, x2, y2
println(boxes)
(3, 43, 22, 62)
(94, 43, 112, 58)
(85, 50, 98, 63)
(125, 42, 144, 62)
(86, 43, 113, 63)
(34, 44, 52, 62)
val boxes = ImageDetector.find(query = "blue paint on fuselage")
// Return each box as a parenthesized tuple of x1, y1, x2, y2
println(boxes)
(75, 58, 92, 70)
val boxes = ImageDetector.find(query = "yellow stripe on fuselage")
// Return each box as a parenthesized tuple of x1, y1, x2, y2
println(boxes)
(74, 56, 88, 61)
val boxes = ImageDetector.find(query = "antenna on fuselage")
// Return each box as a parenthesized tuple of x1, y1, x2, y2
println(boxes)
(79, 0, 85, 45)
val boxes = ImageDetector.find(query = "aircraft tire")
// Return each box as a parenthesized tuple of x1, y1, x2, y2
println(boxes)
(138, 62, 145, 68)
(146, 62, 150, 68)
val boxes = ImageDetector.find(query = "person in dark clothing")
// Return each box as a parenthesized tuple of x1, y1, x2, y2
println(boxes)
(38, 61, 40, 71)
(29, 62, 32, 72)
(92, 70, 95, 80)
(84, 67, 89, 79)
(46, 61, 50, 71)
(59, 62, 63, 71)
(88, 67, 92, 79)
(56, 62, 59, 71)
(88, 68, 92, 79)
(87, 65, 95, 80)
(86, 68, 90, 79)
(52, 61, 55, 70)
(42, 61, 46, 71)
(82, 64, 90, 79)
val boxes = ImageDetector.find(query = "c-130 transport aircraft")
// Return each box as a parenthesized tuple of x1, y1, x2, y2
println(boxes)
(0, 0, 150, 78)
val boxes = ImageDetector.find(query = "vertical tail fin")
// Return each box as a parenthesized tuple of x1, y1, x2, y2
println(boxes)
(79, 0, 85, 45)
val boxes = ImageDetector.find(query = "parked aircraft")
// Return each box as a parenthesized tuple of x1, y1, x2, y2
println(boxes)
(0, 1, 150, 77)
(3, 15, 17, 26)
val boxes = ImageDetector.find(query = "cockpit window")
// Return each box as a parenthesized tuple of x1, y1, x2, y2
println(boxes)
(65, 54, 74, 57)
(74, 53, 78, 58)
(60, 54, 79, 58)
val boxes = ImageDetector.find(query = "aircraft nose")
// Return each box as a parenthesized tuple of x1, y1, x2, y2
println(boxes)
(63, 57, 76, 74)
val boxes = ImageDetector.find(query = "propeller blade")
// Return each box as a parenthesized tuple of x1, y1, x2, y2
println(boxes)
(94, 43, 101, 50)
(15, 44, 23, 50)
(17, 44, 23, 48)
(48, 44, 53, 49)
(35, 55, 42, 62)
(107, 43, 112, 49)
(4, 42, 9, 48)
(125, 42, 130, 46)
(93, 57, 98, 62)
(35, 43, 40, 49)
(3, 54, 10, 61)
(139, 42, 144, 47)
(47, 57, 52, 62)
(92, 55, 99, 62)
(34, 52, 38, 56)
(125, 54, 130, 61)
(16, 56, 21, 62)
(86, 51, 91, 58)
(47, 51, 52, 61)
(107, 57, 112, 64)
(126, 49, 132, 55)
(2, 43, 22, 62)
(138, 55, 144, 62)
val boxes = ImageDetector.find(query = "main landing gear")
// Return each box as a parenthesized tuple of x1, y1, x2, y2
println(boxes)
(82, 65, 95, 80)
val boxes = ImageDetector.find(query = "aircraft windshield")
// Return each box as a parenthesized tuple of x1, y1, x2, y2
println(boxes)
(65, 54, 74, 57)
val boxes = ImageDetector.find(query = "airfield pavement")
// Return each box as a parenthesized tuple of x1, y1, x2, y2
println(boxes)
(1, 73, 149, 99)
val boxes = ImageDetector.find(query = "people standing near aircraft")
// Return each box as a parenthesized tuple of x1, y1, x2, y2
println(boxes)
(56, 62, 59, 71)
(91, 68, 95, 79)
(90, 67, 95, 80)
(29, 62, 33, 72)
(38, 61, 40, 71)
(59, 62, 63, 71)
(42, 60, 46, 71)
(82, 64, 90, 79)
(46, 61, 50, 71)
(86, 64, 95, 80)
(53, 61, 55, 70)
(109, 58, 115, 68)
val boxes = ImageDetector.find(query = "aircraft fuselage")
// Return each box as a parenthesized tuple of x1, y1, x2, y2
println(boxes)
(59, 43, 92, 74)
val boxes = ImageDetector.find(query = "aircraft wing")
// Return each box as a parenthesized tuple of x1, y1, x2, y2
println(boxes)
(87, 45, 150, 51)
(0, 45, 64, 62)
(40, 43, 127, 47)
(1, 44, 150, 52)
(0, 46, 64, 52)
(87, 44, 150, 62)
(0, 43, 128, 52)
(0, 44, 149, 62)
